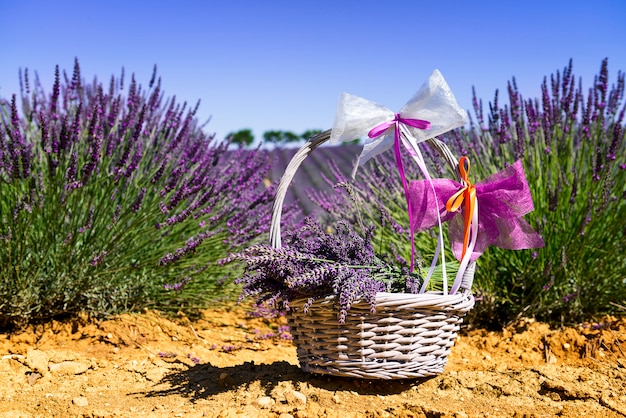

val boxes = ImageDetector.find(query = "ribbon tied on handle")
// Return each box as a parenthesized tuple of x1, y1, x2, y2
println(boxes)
(328, 69, 468, 175)
(367, 114, 431, 272)
(368, 113, 431, 138)
(408, 159, 545, 262)
(445, 157, 477, 261)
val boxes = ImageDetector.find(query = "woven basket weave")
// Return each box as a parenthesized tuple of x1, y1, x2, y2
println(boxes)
(270, 130, 475, 379)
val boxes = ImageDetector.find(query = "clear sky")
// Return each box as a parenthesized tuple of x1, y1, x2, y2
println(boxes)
(1, 0, 625, 145)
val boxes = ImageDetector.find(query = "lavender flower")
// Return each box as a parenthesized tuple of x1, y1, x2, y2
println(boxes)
(91, 250, 108, 266)
(78, 206, 95, 233)
(131, 187, 147, 213)
(65, 152, 78, 181)
(163, 276, 191, 291)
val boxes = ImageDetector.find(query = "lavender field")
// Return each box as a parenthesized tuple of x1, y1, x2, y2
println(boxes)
(1, 58, 624, 328)
(0, 58, 624, 417)
(262, 143, 362, 215)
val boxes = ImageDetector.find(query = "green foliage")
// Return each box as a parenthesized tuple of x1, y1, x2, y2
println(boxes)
(300, 129, 322, 141)
(263, 130, 300, 145)
(226, 129, 326, 148)
(228, 128, 254, 147)
(262, 129, 326, 146)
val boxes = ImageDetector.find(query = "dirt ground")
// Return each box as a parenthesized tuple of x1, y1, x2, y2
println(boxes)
(0, 307, 625, 418)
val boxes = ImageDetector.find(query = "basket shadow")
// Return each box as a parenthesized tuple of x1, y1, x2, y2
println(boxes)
(143, 360, 437, 401)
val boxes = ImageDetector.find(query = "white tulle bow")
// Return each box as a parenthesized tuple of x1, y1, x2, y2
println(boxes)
(328, 69, 468, 176)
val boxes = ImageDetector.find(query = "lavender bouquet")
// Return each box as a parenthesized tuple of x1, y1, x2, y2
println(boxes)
(225, 217, 423, 323)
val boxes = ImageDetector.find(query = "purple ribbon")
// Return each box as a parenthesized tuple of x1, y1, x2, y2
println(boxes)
(407, 160, 544, 261)
(368, 114, 431, 271)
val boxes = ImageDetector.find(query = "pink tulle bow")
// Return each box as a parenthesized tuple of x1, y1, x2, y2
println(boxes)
(407, 160, 545, 261)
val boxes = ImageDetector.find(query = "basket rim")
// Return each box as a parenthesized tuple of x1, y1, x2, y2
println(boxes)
(288, 288, 475, 313)
(290, 289, 472, 303)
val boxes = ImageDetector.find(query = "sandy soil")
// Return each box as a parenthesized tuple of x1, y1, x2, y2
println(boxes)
(1, 307, 625, 418)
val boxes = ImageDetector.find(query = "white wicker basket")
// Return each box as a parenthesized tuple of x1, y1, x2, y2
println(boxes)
(270, 130, 475, 379)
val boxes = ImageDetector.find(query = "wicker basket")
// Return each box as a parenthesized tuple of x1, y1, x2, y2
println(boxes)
(269, 130, 475, 379)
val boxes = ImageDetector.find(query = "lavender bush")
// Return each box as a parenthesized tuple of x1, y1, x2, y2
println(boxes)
(0, 60, 277, 327)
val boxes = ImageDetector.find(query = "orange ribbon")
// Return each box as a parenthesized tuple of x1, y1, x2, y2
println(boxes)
(445, 156, 477, 261)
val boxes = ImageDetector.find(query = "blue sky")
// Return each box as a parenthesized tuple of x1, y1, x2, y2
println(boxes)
(1, 0, 625, 145)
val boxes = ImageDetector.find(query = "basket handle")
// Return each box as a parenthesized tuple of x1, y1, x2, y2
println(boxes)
(268, 130, 475, 291)
(269, 130, 332, 249)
